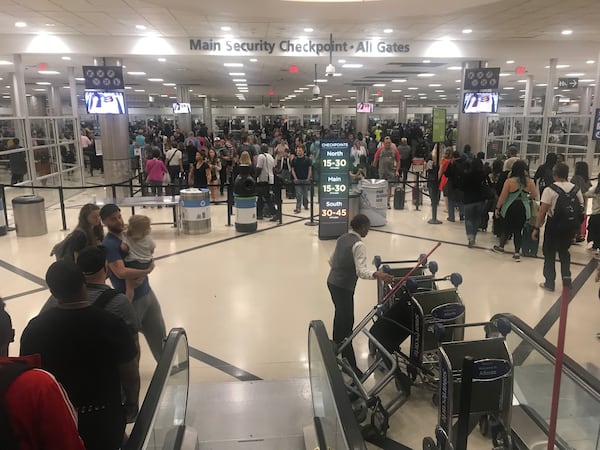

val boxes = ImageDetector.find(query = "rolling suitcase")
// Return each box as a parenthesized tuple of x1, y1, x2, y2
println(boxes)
(394, 187, 405, 210)
(522, 223, 539, 257)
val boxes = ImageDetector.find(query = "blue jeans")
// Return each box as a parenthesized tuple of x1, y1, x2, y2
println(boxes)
(464, 201, 485, 240)
(448, 196, 464, 221)
(294, 181, 309, 210)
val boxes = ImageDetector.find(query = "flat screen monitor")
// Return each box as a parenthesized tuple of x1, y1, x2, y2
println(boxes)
(173, 102, 191, 114)
(85, 91, 126, 114)
(462, 92, 498, 114)
(356, 102, 374, 113)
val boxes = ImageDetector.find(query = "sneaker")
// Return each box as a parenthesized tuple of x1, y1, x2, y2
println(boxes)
(293, 209, 300, 214)
(492, 245, 505, 254)
(539, 282, 555, 292)
(512, 253, 521, 262)
(269, 216, 280, 222)
(447, 217, 455, 222)
(303, 206, 309, 210)
(595, 249, 600, 260)
(468, 239, 475, 248)
(596, 333, 600, 340)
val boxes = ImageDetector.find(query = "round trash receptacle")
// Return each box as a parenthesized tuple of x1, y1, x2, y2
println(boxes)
(0, 198, 6, 236)
(359, 179, 387, 226)
(12, 195, 47, 237)
(179, 188, 211, 234)
(234, 195, 258, 232)
(348, 190, 360, 223)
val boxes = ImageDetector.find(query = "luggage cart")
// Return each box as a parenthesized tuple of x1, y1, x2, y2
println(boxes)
(423, 319, 513, 450)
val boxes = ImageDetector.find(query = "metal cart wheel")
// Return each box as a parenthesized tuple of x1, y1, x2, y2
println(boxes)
(492, 430, 512, 449)
(479, 415, 490, 437)
(352, 398, 368, 423)
(423, 436, 437, 450)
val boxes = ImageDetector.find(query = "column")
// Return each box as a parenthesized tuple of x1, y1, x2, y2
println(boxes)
(48, 85, 62, 116)
(586, 50, 600, 168)
(94, 57, 130, 193)
(356, 87, 369, 137)
(456, 61, 487, 155)
(397, 97, 407, 124)
(11, 54, 36, 185)
(27, 95, 47, 116)
(68, 66, 85, 182)
(203, 96, 213, 136)
(176, 85, 192, 132)
(580, 86, 593, 114)
(322, 96, 331, 129)
(521, 74, 535, 157)
(540, 58, 558, 163)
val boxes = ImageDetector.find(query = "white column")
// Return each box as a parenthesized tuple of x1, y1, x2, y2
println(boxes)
(356, 87, 369, 137)
(540, 58, 558, 162)
(203, 96, 213, 136)
(586, 51, 600, 168)
(322, 96, 331, 129)
(524, 74, 534, 116)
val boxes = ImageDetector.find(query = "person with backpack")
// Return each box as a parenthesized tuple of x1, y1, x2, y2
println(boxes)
(532, 163, 584, 292)
(533, 152, 557, 195)
(50, 203, 105, 262)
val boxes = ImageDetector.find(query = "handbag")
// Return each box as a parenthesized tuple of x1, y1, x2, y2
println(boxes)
(162, 171, 171, 185)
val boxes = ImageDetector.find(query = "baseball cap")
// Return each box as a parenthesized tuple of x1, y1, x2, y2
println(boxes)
(76, 246, 107, 275)
(100, 203, 120, 220)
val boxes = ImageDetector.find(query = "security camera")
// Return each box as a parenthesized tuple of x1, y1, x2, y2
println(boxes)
(313, 85, 321, 98)
(325, 64, 336, 77)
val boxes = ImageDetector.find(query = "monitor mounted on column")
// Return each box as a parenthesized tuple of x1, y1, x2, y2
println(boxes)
(173, 102, 192, 114)
(84, 91, 126, 114)
(356, 102, 374, 113)
(462, 92, 499, 114)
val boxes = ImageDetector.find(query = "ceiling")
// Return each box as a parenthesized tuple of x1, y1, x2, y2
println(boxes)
(0, 0, 599, 109)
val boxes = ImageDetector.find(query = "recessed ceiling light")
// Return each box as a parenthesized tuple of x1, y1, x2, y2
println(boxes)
(160, 94, 167, 97)
(232, 79, 246, 82)
(294, 90, 303, 93)
(38, 70, 60, 75)
(125, 86, 132, 89)
(235, 83, 248, 87)
(561, 29, 573, 35)
(565, 73, 584, 77)
(434, 89, 445, 92)
(36, 82, 51, 85)
(422, 60, 431, 64)
(127, 71, 146, 75)
(33, 88, 46, 91)
(383, 28, 393, 34)
(417, 73, 435, 77)
(392, 89, 402, 93)
(157, 58, 166, 62)
(229, 72, 245, 76)
(536, 83, 548, 87)
(304, 27, 314, 32)
(342, 63, 363, 68)
(75, 77, 84, 81)
(499, 73, 511, 77)
(2, 96, 10, 98)
(428, 83, 441, 87)
(503, 87, 515, 90)
(506, 60, 515, 64)
(61, 56, 71, 61)
(163, 83, 176, 86)
(447, 66, 462, 71)
(581, 79, 595, 82)
(462, 29, 472, 34)
(586, 60, 595, 64)
(517, 79, 527, 83)
(15, 22, 26, 28)
(556, 64, 570, 69)
(224, 63, 243, 67)
(45, 23, 55, 27)
(338, 59, 346, 64)
(373, 83, 386, 87)
(306, 84, 315, 87)
(314, 79, 328, 83)
(408, 87, 418, 90)
(333, 73, 342, 77)
(347, 89, 356, 92)
(136, 25, 146, 30)
(148, 78, 164, 82)
(134, 89, 145, 92)
(0, 61, 13, 65)
(392, 79, 407, 83)
(221, 26, 232, 31)
(249, 58, 258, 62)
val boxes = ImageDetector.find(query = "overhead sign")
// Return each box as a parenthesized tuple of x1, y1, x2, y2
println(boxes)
(593, 108, 600, 141)
(319, 140, 350, 240)
(190, 38, 410, 56)
(463, 67, 500, 91)
(432, 108, 447, 142)
(558, 77, 578, 89)
(82, 66, 124, 90)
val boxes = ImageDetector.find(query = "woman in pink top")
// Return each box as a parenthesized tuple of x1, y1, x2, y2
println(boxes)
(145, 149, 168, 196)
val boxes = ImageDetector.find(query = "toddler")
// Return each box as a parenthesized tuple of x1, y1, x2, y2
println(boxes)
(122, 215, 155, 300)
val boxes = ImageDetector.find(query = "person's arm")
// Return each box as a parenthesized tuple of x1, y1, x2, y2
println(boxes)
(188, 164, 194, 185)
(255, 154, 263, 178)
(178, 152, 184, 172)
(308, 164, 313, 180)
(107, 259, 154, 281)
(291, 162, 298, 181)
(528, 179, 539, 201)
(532, 202, 550, 240)
(373, 147, 382, 165)
(352, 241, 394, 282)
(119, 357, 141, 422)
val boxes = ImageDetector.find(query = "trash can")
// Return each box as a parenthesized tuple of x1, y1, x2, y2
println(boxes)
(12, 195, 47, 237)
(179, 188, 211, 234)
(348, 190, 360, 223)
(359, 179, 387, 226)
(0, 198, 7, 236)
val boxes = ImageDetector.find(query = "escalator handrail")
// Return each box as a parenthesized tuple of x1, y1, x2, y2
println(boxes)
(124, 327, 188, 450)
(492, 313, 600, 398)
(309, 320, 367, 450)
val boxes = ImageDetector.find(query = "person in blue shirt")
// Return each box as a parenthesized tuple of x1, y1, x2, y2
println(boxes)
(100, 204, 166, 362)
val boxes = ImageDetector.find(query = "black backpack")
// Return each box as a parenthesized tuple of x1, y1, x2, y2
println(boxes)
(94, 288, 120, 310)
(549, 184, 583, 234)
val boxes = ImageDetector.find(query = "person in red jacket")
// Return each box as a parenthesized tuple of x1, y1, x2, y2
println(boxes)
(0, 299, 85, 450)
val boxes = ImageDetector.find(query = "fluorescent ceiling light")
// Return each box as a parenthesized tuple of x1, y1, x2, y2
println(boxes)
(148, 78, 164, 82)
(561, 29, 573, 35)
(125, 86, 132, 89)
(163, 82, 176, 86)
(36, 82, 51, 85)
(157, 58, 166, 62)
(462, 29, 472, 34)
(33, 88, 46, 91)
(75, 77, 84, 81)
(221, 26, 232, 31)
(235, 83, 248, 86)
(232, 79, 246, 82)
(506, 60, 515, 64)
(134, 89, 145, 92)
(333, 73, 343, 77)
(342, 63, 363, 68)
(581, 79, 595, 82)
(15, 22, 26, 28)
(422, 60, 431, 63)
(408, 87, 418, 90)
(224, 63, 243, 67)
(434, 89, 445, 92)
(545, 64, 570, 69)
(347, 89, 356, 92)
(306, 84, 315, 87)
(373, 83, 386, 87)
(136, 25, 146, 30)
(417, 73, 435, 77)
(392, 79, 407, 83)
(304, 27, 314, 32)
(392, 89, 402, 93)
(586, 60, 595, 64)
(536, 83, 547, 87)
(0, 60, 13, 65)
(338, 59, 346, 64)
(447, 66, 461, 70)
(517, 79, 527, 83)
(428, 83, 441, 87)
(61, 56, 71, 61)
(127, 71, 146, 75)
(565, 73, 584, 77)
(314, 79, 328, 83)
(503, 87, 515, 90)
(229, 72, 245, 76)
(249, 59, 258, 62)
(384, 28, 393, 34)
(294, 90, 303, 93)
(38, 70, 60, 75)
(499, 73, 511, 77)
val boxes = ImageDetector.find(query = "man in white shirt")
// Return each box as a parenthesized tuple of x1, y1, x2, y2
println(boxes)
(533, 163, 584, 292)
(327, 214, 394, 376)
(256, 144, 277, 221)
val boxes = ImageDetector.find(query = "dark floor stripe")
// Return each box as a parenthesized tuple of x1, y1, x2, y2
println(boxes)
(188, 346, 262, 382)
(0, 260, 47, 287)
(2, 286, 48, 301)
(153, 217, 306, 261)
(370, 228, 588, 267)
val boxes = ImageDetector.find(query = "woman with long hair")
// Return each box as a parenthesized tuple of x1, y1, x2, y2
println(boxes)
(52, 203, 104, 261)
(493, 160, 538, 261)
(571, 161, 592, 242)
(206, 147, 222, 199)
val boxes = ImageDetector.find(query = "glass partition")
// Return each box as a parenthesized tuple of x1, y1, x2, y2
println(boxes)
(308, 320, 367, 450)
(125, 328, 190, 450)
(493, 314, 600, 450)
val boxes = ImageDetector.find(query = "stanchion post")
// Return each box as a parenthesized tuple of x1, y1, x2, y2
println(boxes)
(305, 180, 318, 227)
(414, 174, 420, 211)
(111, 184, 117, 199)
(58, 186, 68, 231)
(226, 183, 232, 227)
(129, 177, 134, 197)
(1, 184, 7, 229)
